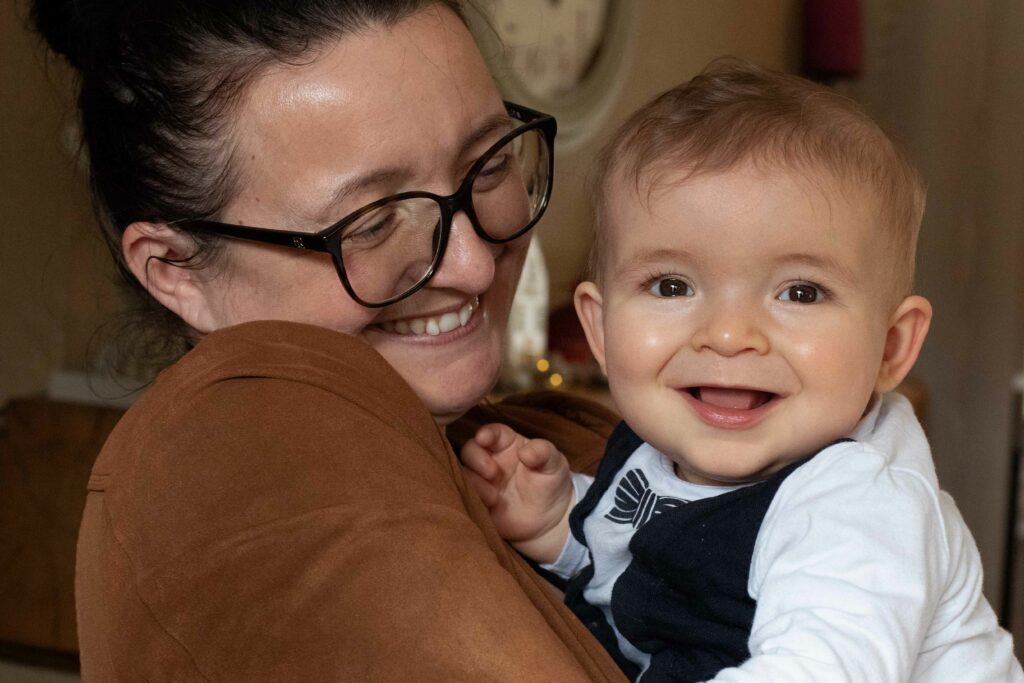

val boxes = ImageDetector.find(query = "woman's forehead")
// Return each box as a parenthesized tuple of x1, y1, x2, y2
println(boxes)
(238, 8, 500, 149)
(224, 7, 504, 225)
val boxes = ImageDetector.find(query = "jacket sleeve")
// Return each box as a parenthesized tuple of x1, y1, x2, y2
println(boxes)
(707, 443, 946, 683)
(96, 374, 626, 682)
(451, 390, 620, 477)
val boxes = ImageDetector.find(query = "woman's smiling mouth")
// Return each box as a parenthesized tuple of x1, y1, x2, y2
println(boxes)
(376, 296, 479, 337)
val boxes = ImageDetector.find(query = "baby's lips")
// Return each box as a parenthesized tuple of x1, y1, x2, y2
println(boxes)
(693, 387, 773, 410)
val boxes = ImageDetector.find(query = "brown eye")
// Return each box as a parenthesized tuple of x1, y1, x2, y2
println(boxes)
(648, 277, 693, 298)
(780, 284, 820, 303)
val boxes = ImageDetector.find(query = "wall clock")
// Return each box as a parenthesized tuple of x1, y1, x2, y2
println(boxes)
(468, 0, 634, 152)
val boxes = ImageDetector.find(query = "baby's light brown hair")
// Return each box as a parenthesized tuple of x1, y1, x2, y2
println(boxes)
(589, 58, 925, 302)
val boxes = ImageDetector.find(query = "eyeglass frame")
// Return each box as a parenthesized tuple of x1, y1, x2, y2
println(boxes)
(175, 101, 557, 308)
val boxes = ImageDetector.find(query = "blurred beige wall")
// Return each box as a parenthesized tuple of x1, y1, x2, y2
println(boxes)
(2, 2, 120, 406)
(854, 0, 1024, 604)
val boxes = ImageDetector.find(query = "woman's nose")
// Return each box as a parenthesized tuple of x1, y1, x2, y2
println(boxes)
(690, 302, 770, 356)
(428, 211, 499, 293)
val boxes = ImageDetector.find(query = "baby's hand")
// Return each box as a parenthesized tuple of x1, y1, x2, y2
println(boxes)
(461, 423, 574, 564)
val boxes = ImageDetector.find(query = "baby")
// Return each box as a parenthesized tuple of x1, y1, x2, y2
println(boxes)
(462, 59, 1023, 682)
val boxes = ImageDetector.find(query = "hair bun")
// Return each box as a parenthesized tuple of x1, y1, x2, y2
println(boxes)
(31, 0, 85, 68)
(31, 0, 125, 71)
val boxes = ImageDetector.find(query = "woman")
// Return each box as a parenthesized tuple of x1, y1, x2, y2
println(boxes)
(32, 1, 626, 680)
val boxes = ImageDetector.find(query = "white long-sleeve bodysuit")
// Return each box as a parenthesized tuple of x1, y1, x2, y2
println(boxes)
(547, 393, 1023, 682)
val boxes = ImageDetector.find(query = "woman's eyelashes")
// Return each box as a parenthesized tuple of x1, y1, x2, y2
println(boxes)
(645, 275, 694, 298)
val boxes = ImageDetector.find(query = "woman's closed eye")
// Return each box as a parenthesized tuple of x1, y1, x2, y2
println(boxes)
(342, 208, 401, 247)
(646, 276, 694, 298)
(472, 152, 513, 192)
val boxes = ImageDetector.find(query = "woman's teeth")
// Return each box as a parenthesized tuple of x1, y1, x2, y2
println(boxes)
(380, 297, 478, 336)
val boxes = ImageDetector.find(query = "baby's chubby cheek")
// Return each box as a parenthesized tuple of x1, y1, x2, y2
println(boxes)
(603, 319, 679, 378)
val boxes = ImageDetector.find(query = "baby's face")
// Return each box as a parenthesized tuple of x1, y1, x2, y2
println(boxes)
(584, 162, 899, 485)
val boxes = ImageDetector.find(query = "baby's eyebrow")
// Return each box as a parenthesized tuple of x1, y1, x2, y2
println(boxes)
(613, 247, 698, 279)
(776, 253, 858, 284)
(624, 247, 699, 266)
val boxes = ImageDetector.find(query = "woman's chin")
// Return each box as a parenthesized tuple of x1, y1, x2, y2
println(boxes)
(368, 299, 510, 424)
(417, 358, 501, 425)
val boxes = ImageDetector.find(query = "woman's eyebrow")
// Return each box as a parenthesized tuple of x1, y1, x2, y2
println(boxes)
(307, 112, 513, 227)
(456, 112, 515, 160)
(308, 167, 409, 226)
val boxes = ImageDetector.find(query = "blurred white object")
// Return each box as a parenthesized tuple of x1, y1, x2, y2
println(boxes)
(502, 238, 549, 390)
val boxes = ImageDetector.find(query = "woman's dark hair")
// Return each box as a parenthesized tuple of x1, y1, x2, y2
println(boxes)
(30, 0, 465, 380)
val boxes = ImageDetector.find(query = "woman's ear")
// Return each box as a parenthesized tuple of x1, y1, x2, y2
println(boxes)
(574, 280, 608, 376)
(122, 222, 219, 333)
(875, 294, 933, 393)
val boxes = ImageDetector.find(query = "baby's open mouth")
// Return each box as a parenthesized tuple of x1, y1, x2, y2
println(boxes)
(687, 387, 775, 410)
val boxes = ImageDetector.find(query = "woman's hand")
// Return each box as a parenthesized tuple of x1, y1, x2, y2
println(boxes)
(461, 423, 575, 564)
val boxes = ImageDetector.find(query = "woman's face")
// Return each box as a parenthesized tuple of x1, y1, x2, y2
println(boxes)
(191, 7, 529, 424)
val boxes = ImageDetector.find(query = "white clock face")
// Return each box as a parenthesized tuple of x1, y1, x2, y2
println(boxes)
(490, 0, 613, 101)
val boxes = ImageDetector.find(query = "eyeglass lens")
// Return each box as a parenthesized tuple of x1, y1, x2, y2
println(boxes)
(338, 127, 551, 305)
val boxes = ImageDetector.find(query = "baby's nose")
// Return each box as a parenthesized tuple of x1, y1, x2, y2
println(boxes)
(691, 305, 770, 356)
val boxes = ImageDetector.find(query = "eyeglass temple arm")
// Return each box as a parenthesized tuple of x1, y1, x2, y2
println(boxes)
(181, 219, 332, 252)
(505, 100, 545, 123)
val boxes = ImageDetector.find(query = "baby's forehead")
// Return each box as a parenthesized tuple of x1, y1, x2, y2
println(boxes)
(597, 162, 906, 291)
(604, 161, 883, 234)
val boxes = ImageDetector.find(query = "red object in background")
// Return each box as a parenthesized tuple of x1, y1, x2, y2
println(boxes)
(803, 0, 862, 79)
(548, 303, 594, 365)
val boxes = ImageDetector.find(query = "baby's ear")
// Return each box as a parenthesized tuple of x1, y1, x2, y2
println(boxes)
(875, 295, 932, 393)
(574, 281, 608, 376)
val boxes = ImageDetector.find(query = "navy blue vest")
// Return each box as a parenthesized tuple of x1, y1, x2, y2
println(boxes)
(565, 422, 832, 682)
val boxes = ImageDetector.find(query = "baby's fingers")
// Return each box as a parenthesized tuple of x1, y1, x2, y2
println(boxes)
(473, 423, 521, 453)
(463, 469, 500, 508)
(519, 438, 565, 474)
(461, 441, 500, 481)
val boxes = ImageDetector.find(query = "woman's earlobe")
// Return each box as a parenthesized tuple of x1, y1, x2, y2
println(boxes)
(122, 222, 218, 333)
(574, 281, 608, 376)
(875, 295, 933, 393)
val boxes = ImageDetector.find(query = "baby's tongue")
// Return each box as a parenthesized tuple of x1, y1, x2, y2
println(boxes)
(697, 387, 767, 410)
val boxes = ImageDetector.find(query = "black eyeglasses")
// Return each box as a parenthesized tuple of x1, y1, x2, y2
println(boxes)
(178, 102, 556, 307)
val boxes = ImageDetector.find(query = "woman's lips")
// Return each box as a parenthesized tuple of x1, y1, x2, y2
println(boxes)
(681, 386, 778, 429)
(375, 296, 480, 337)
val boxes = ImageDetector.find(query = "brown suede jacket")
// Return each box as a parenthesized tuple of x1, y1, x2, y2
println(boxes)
(76, 320, 627, 682)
